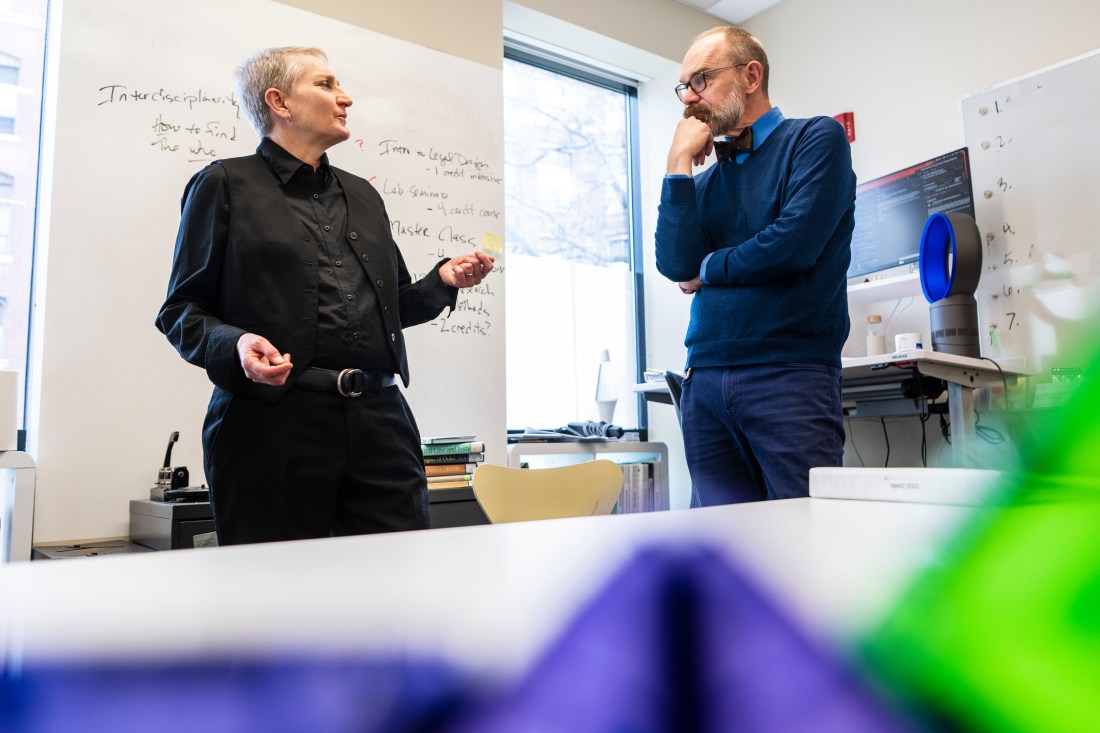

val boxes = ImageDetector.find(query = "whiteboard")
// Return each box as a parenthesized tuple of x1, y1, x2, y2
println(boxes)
(34, 0, 505, 539)
(962, 48, 1100, 374)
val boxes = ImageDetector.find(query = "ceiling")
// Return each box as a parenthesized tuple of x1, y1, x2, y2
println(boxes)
(677, 0, 785, 24)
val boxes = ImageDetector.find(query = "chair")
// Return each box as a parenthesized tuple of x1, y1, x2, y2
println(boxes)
(471, 460, 624, 523)
(664, 371, 685, 423)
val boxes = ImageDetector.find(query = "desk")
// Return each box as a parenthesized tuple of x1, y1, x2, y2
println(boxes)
(636, 351, 1029, 464)
(840, 350, 1028, 462)
(0, 498, 974, 675)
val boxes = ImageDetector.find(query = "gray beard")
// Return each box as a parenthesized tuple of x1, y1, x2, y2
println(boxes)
(707, 89, 746, 137)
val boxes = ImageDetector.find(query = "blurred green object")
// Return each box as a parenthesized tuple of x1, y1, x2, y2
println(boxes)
(863, 348, 1100, 732)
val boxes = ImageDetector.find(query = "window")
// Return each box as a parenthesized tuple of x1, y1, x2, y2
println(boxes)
(0, 4, 48, 418)
(0, 51, 18, 85)
(0, 51, 18, 136)
(502, 48, 645, 433)
(0, 172, 12, 256)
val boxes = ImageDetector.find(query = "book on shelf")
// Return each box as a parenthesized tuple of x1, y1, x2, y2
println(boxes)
(427, 473, 472, 484)
(423, 452, 484, 465)
(421, 441, 485, 456)
(424, 462, 479, 477)
(617, 461, 657, 514)
(426, 478, 473, 490)
(420, 435, 477, 445)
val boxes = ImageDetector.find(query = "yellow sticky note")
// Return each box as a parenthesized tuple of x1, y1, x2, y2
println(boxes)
(482, 232, 503, 255)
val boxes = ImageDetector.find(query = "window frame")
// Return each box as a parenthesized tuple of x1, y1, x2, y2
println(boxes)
(0, 1, 52, 442)
(502, 43, 649, 430)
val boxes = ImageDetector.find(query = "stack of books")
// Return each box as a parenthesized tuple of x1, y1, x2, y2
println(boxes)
(421, 435, 485, 490)
(617, 461, 658, 513)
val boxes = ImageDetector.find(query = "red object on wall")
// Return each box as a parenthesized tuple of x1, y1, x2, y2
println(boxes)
(833, 112, 855, 142)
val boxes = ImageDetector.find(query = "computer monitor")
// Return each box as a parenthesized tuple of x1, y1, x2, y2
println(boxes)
(848, 147, 975, 280)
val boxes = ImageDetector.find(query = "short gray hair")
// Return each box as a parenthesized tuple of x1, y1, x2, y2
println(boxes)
(235, 47, 327, 136)
(696, 26, 770, 97)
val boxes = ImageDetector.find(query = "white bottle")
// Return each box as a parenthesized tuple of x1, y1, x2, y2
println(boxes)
(866, 314, 886, 356)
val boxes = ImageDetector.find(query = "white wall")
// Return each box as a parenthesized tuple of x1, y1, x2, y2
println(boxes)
(746, 0, 1100, 182)
(638, 64, 697, 507)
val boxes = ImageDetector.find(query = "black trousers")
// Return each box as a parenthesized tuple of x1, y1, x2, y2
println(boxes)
(201, 384, 429, 545)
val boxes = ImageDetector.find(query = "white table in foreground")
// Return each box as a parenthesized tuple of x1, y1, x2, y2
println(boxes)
(0, 498, 976, 678)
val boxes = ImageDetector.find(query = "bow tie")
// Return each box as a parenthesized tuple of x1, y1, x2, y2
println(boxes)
(714, 128, 753, 163)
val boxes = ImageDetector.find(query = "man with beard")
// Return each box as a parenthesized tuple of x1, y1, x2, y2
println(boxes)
(655, 26, 856, 505)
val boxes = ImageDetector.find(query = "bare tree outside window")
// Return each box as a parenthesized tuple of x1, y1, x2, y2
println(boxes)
(503, 56, 641, 431)
(0, 1, 47, 406)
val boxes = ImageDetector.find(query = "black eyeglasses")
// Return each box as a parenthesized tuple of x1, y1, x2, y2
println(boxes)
(674, 63, 747, 102)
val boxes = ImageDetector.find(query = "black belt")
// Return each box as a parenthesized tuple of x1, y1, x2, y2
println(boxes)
(296, 368, 395, 397)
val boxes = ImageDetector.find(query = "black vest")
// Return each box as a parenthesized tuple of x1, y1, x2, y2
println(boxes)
(216, 154, 417, 401)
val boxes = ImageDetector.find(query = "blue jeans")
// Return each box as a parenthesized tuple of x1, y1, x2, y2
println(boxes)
(680, 364, 844, 505)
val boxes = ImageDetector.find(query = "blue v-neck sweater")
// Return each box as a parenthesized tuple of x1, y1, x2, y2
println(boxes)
(656, 115, 856, 368)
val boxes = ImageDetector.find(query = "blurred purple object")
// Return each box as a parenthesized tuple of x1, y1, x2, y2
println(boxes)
(443, 545, 920, 733)
(1, 657, 469, 733)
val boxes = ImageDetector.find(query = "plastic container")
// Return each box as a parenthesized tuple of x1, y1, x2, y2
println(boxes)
(866, 314, 886, 356)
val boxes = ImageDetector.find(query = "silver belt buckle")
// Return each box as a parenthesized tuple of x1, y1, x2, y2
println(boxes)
(337, 368, 364, 397)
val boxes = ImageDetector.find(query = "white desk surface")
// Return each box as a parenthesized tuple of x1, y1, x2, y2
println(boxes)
(841, 349, 1030, 382)
(0, 498, 976, 677)
(635, 351, 1029, 395)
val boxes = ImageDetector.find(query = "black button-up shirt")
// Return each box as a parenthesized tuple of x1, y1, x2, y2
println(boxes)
(158, 137, 458, 401)
(258, 139, 393, 372)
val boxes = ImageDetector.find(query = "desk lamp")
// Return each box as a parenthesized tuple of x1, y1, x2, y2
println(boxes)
(919, 212, 983, 358)
(594, 349, 617, 423)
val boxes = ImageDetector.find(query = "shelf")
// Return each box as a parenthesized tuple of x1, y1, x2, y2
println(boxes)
(506, 441, 669, 512)
(847, 272, 924, 307)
